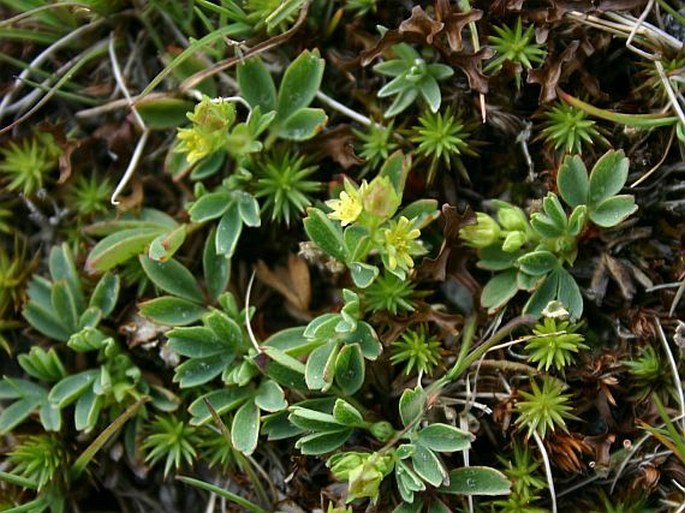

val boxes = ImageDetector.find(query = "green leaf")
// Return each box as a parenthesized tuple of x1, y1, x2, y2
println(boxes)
(517, 250, 558, 276)
(39, 402, 61, 431)
(23, 302, 70, 342)
(255, 380, 287, 412)
(167, 327, 224, 357)
(517, 270, 541, 291)
(18, 348, 66, 382)
(347, 321, 382, 360)
(379, 150, 411, 197)
(89, 272, 120, 317)
(203, 310, 243, 349)
(295, 428, 352, 455)
(190, 151, 226, 180)
(304, 313, 339, 340)
(288, 407, 340, 431)
(203, 227, 231, 300)
(232, 399, 260, 455)
(84, 208, 177, 236)
(263, 326, 308, 354)
(48, 371, 98, 408)
(262, 410, 304, 440)
(139, 296, 205, 326)
(72, 397, 148, 478)
(276, 49, 325, 124)
(334, 343, 365, 395)
(567, 205, 588, 236)
(477, 245, 519, 271)
(137, 97, 195, 129)
(188, 388, 252, 425)
(85, 227, 162, 274)
(411, 444, 447, 487)
(26, 276, 52, 312)
(237, 191, 261, 227)
(556, 268, 583, 320)
(74, 388, 102, 432)
(417, 424, 473, 453)
(277, 107, 327, 141)
(385, 87, 418, 118)
(139, 256, 203, 303)
(0, 377, 46, 399)
(237, 57, 277, 112)
(398, 199, 439, 229)
(589, 195, 638, 227)
(542, 194, 568, 230)
(0, 396, 44, 434)
(394, 501, 423, 513)
(188, 191, 231, 223)
(530, 213, 564, 238)
(305, 341, 339, 391)
(418, 76, 441, 113)
(441, 467, 511, 495)
(265, 0, 305, 30)
(481, 269, 518, 311)
(303, 208, 347, 261)
(148, 224, 187, 262)
(0, 470, 39, 490)
(216, 203, 243, 257)
(261, 350, 307, 390)
(49, 244, 83, 310)
(343, 225, 371, 262)
(523, 270, 560, 318)
(51, 281, 79, 334)
(557, 155, 589, 207)
(588, 150, 629, 206)
(68, 327, 112, 352)
(399, 387, 426, 427)
(174, 355, 233, 388)
(332, 399, 364, 426)
(79, 306, 102, 329)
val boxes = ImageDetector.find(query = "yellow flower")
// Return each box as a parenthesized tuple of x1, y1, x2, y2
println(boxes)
(325, 178, 362, 226)
(383, 216, 424, 271)
(175, 96, 236, 164)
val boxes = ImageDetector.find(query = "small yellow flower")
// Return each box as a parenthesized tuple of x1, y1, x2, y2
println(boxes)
(176, 96, 236, 164)
(325, 178, 363, 226)
(383, 216, 424, 271)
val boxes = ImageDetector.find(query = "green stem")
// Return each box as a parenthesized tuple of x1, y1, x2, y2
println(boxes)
(0, 471, 38, 490)
(177, 476, 269, 513)
(558, 89, 678, 128)
(656, 0, 685, 25)
(441, 315, 536, 385)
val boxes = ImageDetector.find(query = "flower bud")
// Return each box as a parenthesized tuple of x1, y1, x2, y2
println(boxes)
(328, 452, 365, 480)
(362, 176, 400, 221)
(370, 421, 395, 442)
(347, 454, 394, 503)
(502, 230, 527, 252)
(459, 213, 501, 248)
(496, 204, 528, 232)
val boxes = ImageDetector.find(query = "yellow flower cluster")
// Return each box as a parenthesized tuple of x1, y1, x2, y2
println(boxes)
(176, 96, 236, 164)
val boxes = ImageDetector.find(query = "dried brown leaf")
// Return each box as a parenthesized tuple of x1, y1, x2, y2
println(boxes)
(36, 121, 82, 185)
(527, 40, 580, 103)
(446, 47, 494, 94)
(399, 6, 444, 45)
(255, 255, 312, 317)
(308, 125, 363, 170)
(603, 253, 636, 301)
(443, 10, 483, 52)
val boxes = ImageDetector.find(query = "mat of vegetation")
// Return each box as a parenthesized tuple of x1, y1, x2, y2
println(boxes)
(1, 1, 684, 512)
